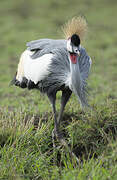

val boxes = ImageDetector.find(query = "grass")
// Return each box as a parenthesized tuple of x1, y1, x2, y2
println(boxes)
(0, 0, 117, 179)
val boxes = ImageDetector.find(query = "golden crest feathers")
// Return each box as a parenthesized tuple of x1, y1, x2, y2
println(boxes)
(62, 16, 88, 41)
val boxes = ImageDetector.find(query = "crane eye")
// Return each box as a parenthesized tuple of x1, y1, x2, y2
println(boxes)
(74, 49, 79, 53)
(74, 49, 80, 55)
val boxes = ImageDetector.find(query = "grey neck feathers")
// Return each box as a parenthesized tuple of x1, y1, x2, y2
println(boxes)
(69, 56, 87, 108)
(70, 59, 81, 99)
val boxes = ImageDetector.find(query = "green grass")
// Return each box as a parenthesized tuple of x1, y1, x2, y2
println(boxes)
(0, 0, 117, 179)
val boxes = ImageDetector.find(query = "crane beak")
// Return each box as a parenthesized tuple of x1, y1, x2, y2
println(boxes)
(77, 50, 80, 56)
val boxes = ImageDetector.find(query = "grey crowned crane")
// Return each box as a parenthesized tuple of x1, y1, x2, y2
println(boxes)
(11, 17, 92, 156)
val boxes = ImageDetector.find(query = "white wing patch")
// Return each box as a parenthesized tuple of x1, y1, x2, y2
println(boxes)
(16, 50, 53, 84)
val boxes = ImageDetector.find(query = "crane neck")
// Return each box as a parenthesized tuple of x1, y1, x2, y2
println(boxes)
(68, 52, 83, 105)
(68, 52, 80, 77)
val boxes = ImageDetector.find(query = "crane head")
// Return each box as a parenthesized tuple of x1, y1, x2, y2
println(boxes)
(67, 34, 81, 64)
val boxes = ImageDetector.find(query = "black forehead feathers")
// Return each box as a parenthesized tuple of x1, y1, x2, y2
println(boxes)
(71, 34, 80, 46)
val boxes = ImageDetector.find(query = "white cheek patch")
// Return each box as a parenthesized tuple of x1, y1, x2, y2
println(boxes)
(67, 39, 72, 52)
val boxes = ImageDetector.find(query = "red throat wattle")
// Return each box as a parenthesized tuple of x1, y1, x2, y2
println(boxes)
(70, 53, 77, 64)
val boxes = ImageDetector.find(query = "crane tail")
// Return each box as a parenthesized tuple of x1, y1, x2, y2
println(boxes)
(10, 52, 27, 88)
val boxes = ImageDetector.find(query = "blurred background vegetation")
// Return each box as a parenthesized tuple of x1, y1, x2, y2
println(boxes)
(0, 0, 117, 179)
(0, 0, 117, 104)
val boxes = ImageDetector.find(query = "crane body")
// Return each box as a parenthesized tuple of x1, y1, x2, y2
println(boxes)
(12, 17, 92, 142)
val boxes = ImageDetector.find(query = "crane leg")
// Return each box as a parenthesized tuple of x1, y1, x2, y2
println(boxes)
(56, 89, 72, 137)
(47, 92, 57, 148)
(47, 90, 79, 164)
(48, 89, 72, 138)
(47, 92, 57, 129)
(56, 89, 79, 164)
(47, 89, 72, 139)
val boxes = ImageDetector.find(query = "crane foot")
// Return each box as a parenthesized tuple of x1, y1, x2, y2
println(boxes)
(52, 128, 79, 165)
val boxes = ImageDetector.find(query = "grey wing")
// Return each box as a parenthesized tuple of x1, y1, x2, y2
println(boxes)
(27, 39, 53, 51)
(26, 39, 67, 59)
(79, 48, 92, 106)
(79, 48, 92, 82)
